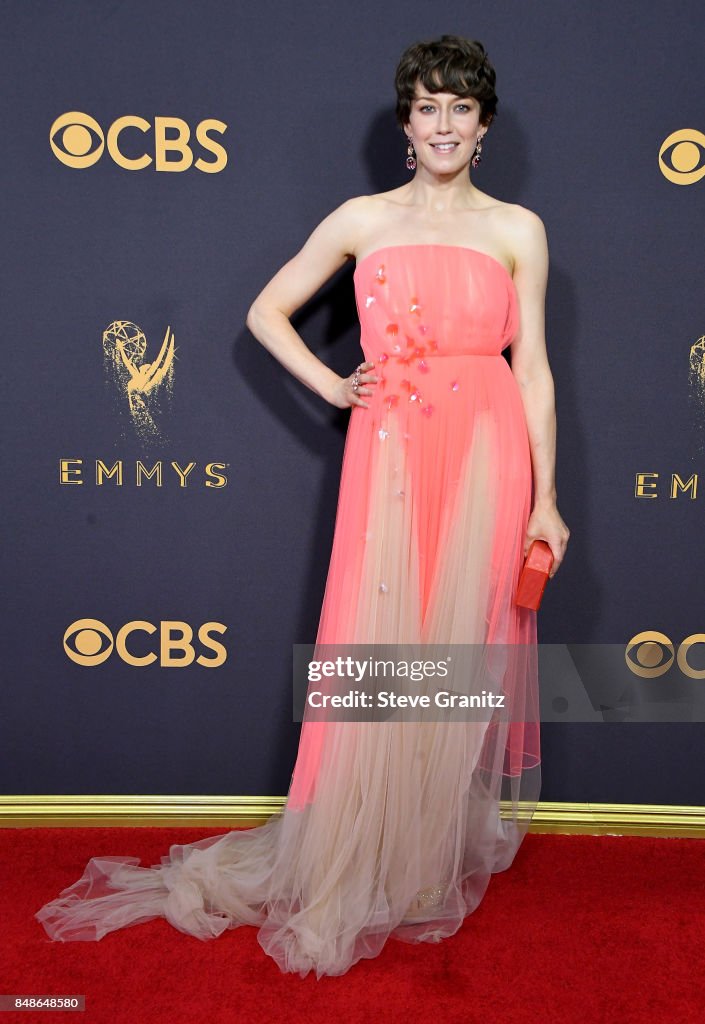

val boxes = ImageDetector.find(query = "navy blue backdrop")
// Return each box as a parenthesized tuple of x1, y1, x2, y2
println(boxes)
(2, 0, 704, 804)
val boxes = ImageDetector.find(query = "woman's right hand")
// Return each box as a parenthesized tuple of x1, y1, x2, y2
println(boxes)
(328, 361, 378, 409)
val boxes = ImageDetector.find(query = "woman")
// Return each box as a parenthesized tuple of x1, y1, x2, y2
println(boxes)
(36, 34, 569, 979)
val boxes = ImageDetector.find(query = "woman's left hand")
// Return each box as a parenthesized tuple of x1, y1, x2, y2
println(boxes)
(524, 501, 570, 578)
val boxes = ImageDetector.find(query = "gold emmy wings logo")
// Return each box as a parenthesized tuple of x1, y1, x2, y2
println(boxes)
(49, 111, 228, 172)
(658, 129, 705, 185)
(103, 320, 176, 444)
(689, 334, 705, 436)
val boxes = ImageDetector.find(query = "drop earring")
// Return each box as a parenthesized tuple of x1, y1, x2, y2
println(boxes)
(471, 134, 483, 168)
(406, 136, 416, 171)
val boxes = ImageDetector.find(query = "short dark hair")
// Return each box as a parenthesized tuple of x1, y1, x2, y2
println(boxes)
(394, 34, 498, 133)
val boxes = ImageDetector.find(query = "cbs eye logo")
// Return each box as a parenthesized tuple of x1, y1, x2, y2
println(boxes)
(625, 630, 705, 678)
(49, 111, 228, 173)
(659, 129, 705, 185)
(63, 618, 227, 667)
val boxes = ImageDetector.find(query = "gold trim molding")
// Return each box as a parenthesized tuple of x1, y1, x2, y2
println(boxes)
(2, 796, 705, 837)
(529, 801, 705, 837)
(0, 795, 284, 829)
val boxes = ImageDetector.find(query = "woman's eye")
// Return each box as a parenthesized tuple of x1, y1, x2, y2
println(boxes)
(419, 104, 470, 113)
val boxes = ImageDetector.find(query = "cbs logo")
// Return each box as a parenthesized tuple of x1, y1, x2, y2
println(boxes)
(64, 618, 227, 667)
(49, 111, 227, 173)
(626, 631, 705, 678)
(658, 129, 705, 185)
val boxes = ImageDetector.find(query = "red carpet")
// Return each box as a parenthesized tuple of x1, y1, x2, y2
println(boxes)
(3, 828, 703, 1023)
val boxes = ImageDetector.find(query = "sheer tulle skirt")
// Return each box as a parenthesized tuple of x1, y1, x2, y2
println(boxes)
(36, 347, 540, 979)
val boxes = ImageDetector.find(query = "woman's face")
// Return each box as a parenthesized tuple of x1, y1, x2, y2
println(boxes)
(404, 81, 486, 170)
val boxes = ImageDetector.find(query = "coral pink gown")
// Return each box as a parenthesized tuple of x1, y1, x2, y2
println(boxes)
(35, 244, 541, 979)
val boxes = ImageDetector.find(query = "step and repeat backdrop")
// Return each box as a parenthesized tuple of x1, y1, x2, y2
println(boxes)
(2, 0, 704, 805)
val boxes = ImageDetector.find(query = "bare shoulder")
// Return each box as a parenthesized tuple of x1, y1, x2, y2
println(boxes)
(498, 202, 548, 273)
(342, 188, 411, 247)
(337, 192, 395, 254)
(351, 194, 390, 251)
(300, 193, 378, 263)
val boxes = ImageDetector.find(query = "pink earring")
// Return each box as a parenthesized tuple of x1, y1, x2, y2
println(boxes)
(471, 134, 483, 168)
(406, 136, 416, 171)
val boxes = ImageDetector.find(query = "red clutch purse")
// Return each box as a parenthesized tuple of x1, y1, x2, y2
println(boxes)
(515, 539, 554, 610)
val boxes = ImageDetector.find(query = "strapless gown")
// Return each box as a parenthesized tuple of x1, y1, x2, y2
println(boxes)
(35, 244, 541, 979)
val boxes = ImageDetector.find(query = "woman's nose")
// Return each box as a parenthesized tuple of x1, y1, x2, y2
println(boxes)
(437, 110, 451, 131)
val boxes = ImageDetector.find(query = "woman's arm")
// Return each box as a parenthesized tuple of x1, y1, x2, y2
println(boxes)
(508, 207, 570, 575)
(246, 196, 377, 409)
